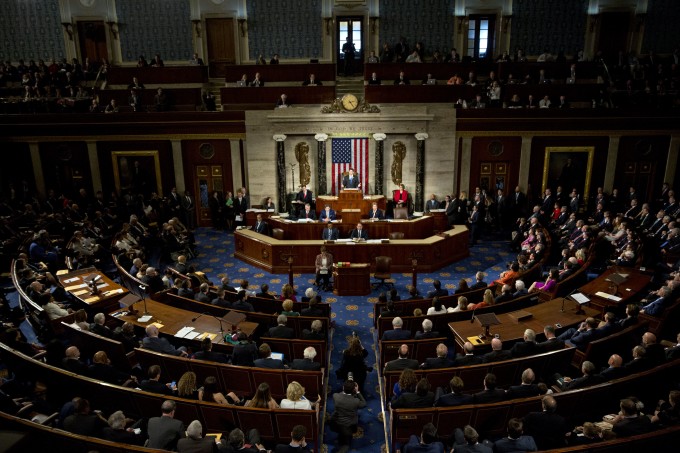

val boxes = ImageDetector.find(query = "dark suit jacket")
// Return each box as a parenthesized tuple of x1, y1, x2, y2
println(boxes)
(505, 383, 541, 399)
(291, 358, 321, 371)
(177, 436, 218, 453)
(254, 221, 268, 234)
(473, 388, 506, 404)
(427, 288, 448, 298)
(481, 349, 512, 363)
(421, 357, 456, 369)
(268, 325, 295, 339)
(193, 350, 229, 364)
(414, 331, 440, 340)
(322, 227, 339, 240)
(319, 209, 336, 222)
(522, 411, 569, 450)
(140, 379, 174, 395)
(494, 435, 538, 453)
(510, 341, 537, 358)
(350, 228, 368, 240)
(256, 292, 275, 299)
(147, 415, 185, 450)
(597, 366, 628, 381)
(299, 209, 316, 220)
(666, 345, 680, 360)
(232, 342, 258, 366)
(368, 208, 384, 220)
(296, 190, 313, 205)
(612, 415, 652, 437)
(454, 354, 483, 367)
(434, 391, 473, 407)
(254, 357, 285, 369)
(384, 357, 420, 372)
(342, 174, 360, 188)
(391, 391, 435, 408)
(381, 328, 411, 341)
(536, 337, 565, 353)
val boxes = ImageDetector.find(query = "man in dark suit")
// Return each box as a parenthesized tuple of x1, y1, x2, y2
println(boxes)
(330, 380, 366, 453)
(147, 400, 185, 451)
(536, 325, 565, 353)
(559, 361, 604, 390)
(425, 194, 440, 212)
(195, 282, 211, 303)
(473, 373, 505, 404)
(254, 213, 268, 234)
(381, 317, 411, 341)
(231, 333, 258, 366)
(384, 344, 419, 372)
(393, 71, 410, 85)
(256, 283, 275, 299)
(414, 318, 440, 339)
(612, 398, 653, 437)
(62, 397, 108, 437)
(193, 337, 229, 363)
(233, 190, 248, 225)
(510, 329, 538, 358)
(231, 290, 254, 311)
(302, 319, 326, 340)
(421, 343, 456, 369)
(558, 317, 600, 351)
(426, 280, 448, 298)
(268, 314, 295, 339)
(291, 346, 322, 371)
(505, 368, 541, 399)
(642, 331, 667, 366)
(597, 354, 627, 381)
(391, 378, 435, 408)
(511, 186, 528, 218)
(342, 168, 361, 189)
(368, 202, 384, 220)
(665, 333, 680, 360)
(468, 204, 480, 245)
(443, 195, 459, 227)
(139, 365, 175, 395)
(350, 222, 368, 240)
(299, 203, 316, 220)
(274, 425, 312, 453)
(481, 338, 512, 363)
(434, 376, 473, 407)
(402, 423, 446, 453)
(522, 395, 569, 450)
(469, 271, 487, 290)
(319, 205, 336, 223)
(177, 420, 216, 453)
(322, 222, 339, 240)
(253, 343, 285, 369)
(454, 342, 483, 366)
(624, 345, 654, 373)
(296, 185, 313, 206)
(494, 418, 538, 453)
(367, 72, 381, 85)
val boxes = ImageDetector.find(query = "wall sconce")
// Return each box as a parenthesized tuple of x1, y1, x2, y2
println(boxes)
(635, 13, 646, 32)
(324, 17, 334, 36)
(456, 15, 467, 33)
(191, 19, 202, 38)
(589, 14, 599, 32)
(237, 18, 247, 37)
(106, 21, 119, 39)
(369, 17, 378, 35)
(502, 15, 513, 33)
(61, 22, 74, 40)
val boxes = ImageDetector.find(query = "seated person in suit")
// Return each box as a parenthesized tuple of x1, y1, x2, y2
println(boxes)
(263, 196, 276, 211)
(394, 183, 409, 207)
(391, 378, 435, 408)
(296, 185, 313, 206)
(367, 72, 381, 85)
(415, 319, 440, 339)
(434, 376, 473, 407)
(426, 279, 448, 298)
(350, 222, 368, 240)
(421, 343, 456, 369)
(302, 73, 322, 86)
(505, 368, 541, 399)
(368, 201, 384, 220)
(319, 204, 336, 223)
(384, 344, 420, 372)
(481, 338, 512, 363)
(250, 72, 264, 87)
(473, 373, 506, 403)
(256, 283, 275, 299)
(299, 203, 316, 220)
(253, 343, 286, 369)
(450, 426, 492, 453)
(510, 328, 538, 358)
(146, 400, 185, 451)
(139, 365, 175, 395)
(611, 398, 653, 438)
(322, 223, 339, 241)
(394, 71, 410, 85)
(291, 347, 322, 372)
(276, 93, 291, 108)
(381, 316, 411, 341)
(253, 213, 268, 234)
(315, 246, 333, 290)
(268, 314, 295, 339)
(342, 168, 361, 189)
(302, 319, 326, 340)
(454, 342, 483, 366)
(402, 423, 446, 453)
(494, 418, 538, 453)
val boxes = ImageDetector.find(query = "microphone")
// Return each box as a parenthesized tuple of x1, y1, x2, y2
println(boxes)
(470, 306, 477, 323)
(191, 312, 228, 338)
(561, 288, 579, 313)
(191, 312, 208, 322)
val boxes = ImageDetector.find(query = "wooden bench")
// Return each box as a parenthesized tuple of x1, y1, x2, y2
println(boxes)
(59, 321, 134, 371)
(260, 337, 328, 373)
(100, 88, 203, 112)
(222, 63, 337, 84)
(378, 337, 447, 373)
(571, 321, 649, 369)
(106, 66, 209, 85)
(220, 86, 336, 110)
(133, 347, 323, 402)
(389, 357, 680, 451)
(383, 346, 576, 396)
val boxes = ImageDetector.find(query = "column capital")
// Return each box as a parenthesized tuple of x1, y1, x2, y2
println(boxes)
(372, 133, 386, 141)
(314, 133, 328, 141)
(415, 133, 429, 141)
(273, 134, 287, 142)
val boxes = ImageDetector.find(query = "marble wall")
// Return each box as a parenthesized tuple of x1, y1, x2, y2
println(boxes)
(0, 0, 65, 62)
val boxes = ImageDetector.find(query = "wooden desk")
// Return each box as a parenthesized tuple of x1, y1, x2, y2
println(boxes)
(267, 216, 436, 240)
(222, 63, 337, 83)
(58, 268, 128, 312)
(578, 267, 651, 312)
(333, 263, 370, 296)
(220, 86, 336, 108)
(316, 193, 386, 216)
(106, 66, 208, 85)
(113, 299, 257, 346)
(234, 227, 469, 274)
(245, 209, 277, 227)
(448, 299, 599, 352)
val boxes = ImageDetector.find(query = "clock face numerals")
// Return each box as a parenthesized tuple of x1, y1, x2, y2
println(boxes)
(342, 94, 358, 111)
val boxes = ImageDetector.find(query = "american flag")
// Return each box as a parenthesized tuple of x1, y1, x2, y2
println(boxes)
(331, 138, 368, 195)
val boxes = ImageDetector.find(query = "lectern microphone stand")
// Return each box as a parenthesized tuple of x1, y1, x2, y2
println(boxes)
(474, 313, 501, 339)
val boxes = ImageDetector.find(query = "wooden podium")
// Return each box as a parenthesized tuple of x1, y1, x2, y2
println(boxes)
(316, 190, 385, 218)
(333, 263, 371, 296)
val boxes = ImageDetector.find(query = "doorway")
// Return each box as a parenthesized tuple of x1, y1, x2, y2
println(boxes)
(466, 14, 496, 61)
(76, 21, 108, 63)
(337, 16, 363, 76)
(205, 18, 236, 78)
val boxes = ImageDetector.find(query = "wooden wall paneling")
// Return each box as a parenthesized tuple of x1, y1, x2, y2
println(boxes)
(38, 141, 90, 199)
(615, 136, 671, 202)
(469, 137, 521, 197)
(1, 143, 33, 199)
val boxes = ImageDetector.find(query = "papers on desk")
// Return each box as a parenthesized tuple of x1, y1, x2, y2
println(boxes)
(72, 289, 89, 297)
(64, 283, 88, 291)
(571, 293, 590, 304)
(63, 277, 80, 284)
(197, 332, 217, 341)
(366, 239, 383, 244)
(429, 209, 446, 213)
(83, 296, 100, 303)
(235, 215, 243, 222)
(150, 322, 164, 329)
(175, 326, 200, 339)
(594, 291, 622, 302)
(56, 269, 70, 276)
(336, 238, 352, 243)
(297, 218, 314, 223)
(137, 315, 153, 323)
(102, 288, 124, 297)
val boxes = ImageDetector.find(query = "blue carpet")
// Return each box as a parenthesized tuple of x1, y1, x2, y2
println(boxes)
(190, 228, 512, 453)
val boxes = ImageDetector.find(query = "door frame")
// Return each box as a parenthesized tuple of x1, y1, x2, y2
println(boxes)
(73, 16, 113, 64)
(335, 15, 365, 75)
(202, 13, 243, 68)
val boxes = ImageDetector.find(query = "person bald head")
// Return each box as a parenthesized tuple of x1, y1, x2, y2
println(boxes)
(491, 338, 503, 350)
(146, 324, 159, 337)
(608, 354, 623, 368)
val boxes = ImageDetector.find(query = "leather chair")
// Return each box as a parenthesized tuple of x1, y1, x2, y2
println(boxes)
(393, 206, 409, 220)
(372, 256, 393, 290)
(389, 232, 405, 240)
(272, 228, 285, 240)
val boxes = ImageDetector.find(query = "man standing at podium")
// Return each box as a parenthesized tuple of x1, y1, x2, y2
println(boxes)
(342, 168, 361, 189)
(295, 185, 313, 217)
(350, 223, 368, 240)
(322, 222, 339, 240)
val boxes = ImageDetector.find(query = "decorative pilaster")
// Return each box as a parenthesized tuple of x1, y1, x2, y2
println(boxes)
(273, 134, 287, 213)
(315, 133, 328, 196)
(373, 133, 386, 195)
(415, 133, 429, 212)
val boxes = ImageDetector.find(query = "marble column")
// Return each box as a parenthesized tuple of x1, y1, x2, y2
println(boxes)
(518, 135, 533, 192)
(415, 133, 429, 212)
(373, 133, 386, 196)
(459, 137, 472, 195)
(664, 136, 680, 187)
(86, 141, 102, 193)
(28, 142, 45, 198)
(314, 133, 328, 196)
(274, 135, 287, 212)
(171, 140, 186, 193)
(604, 135, 620, 193)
